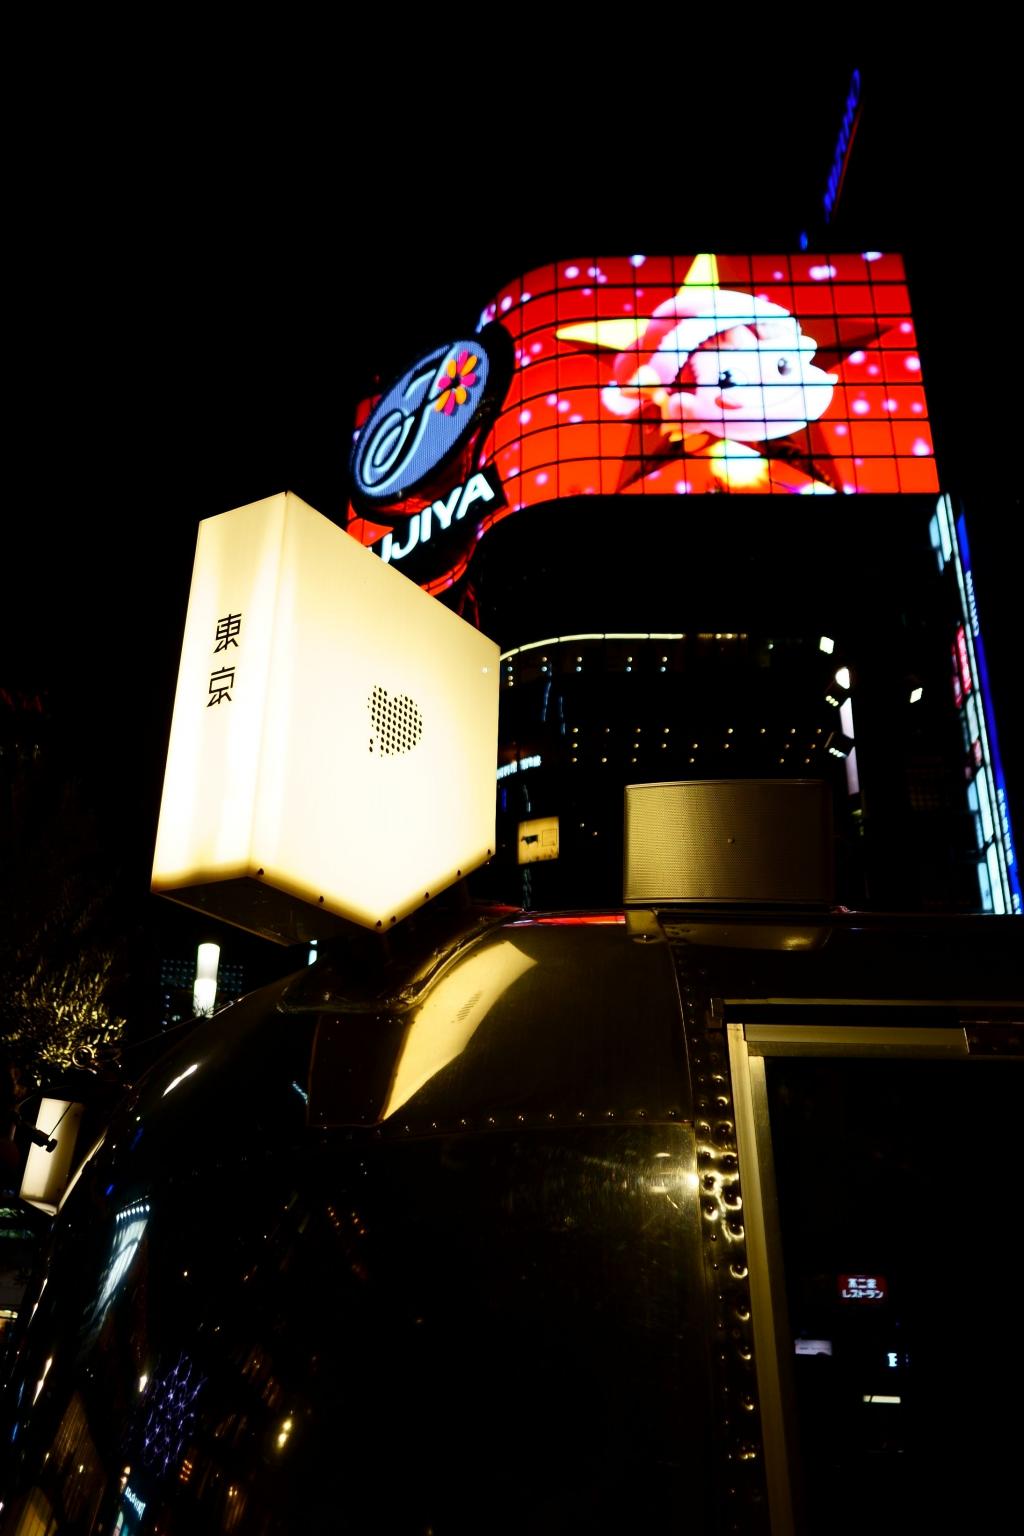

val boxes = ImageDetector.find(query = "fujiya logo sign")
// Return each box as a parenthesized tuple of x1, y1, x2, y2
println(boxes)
(351, 329, 510, 515)
(376, 466, 504, 564)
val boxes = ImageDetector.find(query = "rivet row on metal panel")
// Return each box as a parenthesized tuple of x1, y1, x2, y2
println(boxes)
(661, 918, 769, 1536)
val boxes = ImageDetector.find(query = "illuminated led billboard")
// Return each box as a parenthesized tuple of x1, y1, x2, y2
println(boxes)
(348, 253, 937, 593)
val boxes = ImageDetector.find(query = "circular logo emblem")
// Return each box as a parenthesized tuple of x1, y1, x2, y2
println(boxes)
(351, 330, 509, 513)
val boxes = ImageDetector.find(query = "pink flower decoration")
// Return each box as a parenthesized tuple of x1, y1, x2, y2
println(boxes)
(434, 350, 480, 415)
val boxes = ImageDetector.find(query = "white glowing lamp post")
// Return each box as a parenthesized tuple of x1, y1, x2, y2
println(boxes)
(193, 942, 220, 1016)
(152, 493, 500, 941)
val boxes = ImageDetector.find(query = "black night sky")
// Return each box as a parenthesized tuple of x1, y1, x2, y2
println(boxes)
(4, 57, 1021, 901)
(3, 53, 1022, 1536)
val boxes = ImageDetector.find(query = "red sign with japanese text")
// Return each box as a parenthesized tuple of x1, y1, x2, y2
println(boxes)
(838, 1273, 889, 1302)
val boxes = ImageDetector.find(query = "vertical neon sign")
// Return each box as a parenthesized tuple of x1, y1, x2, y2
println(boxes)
(932, 495, 1021, 913)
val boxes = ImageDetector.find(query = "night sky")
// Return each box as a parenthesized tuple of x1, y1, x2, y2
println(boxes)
(5, 58, 1021, 885)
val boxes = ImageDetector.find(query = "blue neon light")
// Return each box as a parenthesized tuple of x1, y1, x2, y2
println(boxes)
(823, 70, 863, 222)
(957, 513, 1021, 912)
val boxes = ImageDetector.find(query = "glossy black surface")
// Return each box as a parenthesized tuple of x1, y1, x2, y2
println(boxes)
(769, 1057, 1023, 1533)
(1, 912, 711, 1535)
(3, 906, 1021, 1534)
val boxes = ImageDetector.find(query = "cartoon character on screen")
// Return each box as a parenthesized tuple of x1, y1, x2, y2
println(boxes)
(601, 289, 840, 493)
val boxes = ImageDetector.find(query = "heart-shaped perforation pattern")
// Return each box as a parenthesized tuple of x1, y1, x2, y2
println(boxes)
(369, 685, 424, 755)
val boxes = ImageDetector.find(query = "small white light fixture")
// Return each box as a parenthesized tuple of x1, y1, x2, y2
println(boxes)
(825, 730, 856, 760)
(835, 666, 851, 689)
(21, 1103, 84, 1214)
(819, 635, 835, 655)
(910, 686, 923, 703)
(193, 942, 220, 1017)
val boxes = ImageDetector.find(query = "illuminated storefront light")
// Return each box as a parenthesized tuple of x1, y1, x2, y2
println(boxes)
(496, 754, 541, 780)
(517, 816, 559, 865)
(932, 495, 1020, 913)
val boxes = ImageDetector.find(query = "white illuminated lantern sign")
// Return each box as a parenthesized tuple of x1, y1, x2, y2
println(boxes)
(152, 493, 499, 939)
(20, 1098, 83, 1214)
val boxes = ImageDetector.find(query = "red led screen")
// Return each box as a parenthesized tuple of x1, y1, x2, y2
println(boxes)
(347, 253, 937, 594)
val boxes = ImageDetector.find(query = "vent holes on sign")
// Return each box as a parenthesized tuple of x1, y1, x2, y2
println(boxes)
(368, 686, 423, 755)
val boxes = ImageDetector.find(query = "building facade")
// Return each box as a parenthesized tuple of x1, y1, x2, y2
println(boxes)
(347, 252, 1019, 915)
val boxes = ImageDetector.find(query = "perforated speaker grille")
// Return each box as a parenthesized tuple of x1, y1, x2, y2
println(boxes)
(623, 779, 833, 904)
(368, 685, 424, 756)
